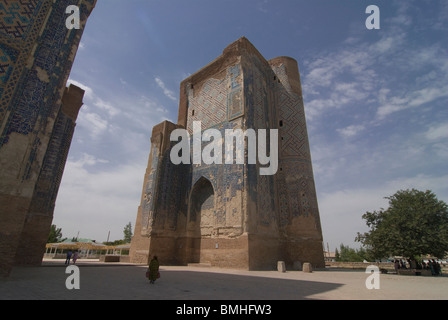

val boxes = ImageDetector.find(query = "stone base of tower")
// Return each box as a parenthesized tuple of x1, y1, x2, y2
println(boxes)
(282, 239, 326, 270)
(130, 231, 324, 271)
(189, 236, 250, 270)
(247, 235, 324, 271)
(14, 215, 53, 266)
(131, 234, 251, 269)
(0, 195, 31, 276)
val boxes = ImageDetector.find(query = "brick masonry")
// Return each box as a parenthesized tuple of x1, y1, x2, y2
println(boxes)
(0, 0, 96, 276)
(130, 37, 325, 270)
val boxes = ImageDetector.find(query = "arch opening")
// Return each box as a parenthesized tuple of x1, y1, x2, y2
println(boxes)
(186, 177, 215, 263)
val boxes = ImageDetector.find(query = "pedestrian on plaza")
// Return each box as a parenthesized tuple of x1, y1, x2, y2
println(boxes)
(433, 259, 441, 276)
(72, 251, 79, 265)
(429, 260, 436, 275)
(65, 250, 72, 265)
(394, 260, 400, 273)
(147, 255, 160, 284)
(400, 259, 406, 269)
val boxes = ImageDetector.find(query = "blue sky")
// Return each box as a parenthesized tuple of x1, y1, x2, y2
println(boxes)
(53, 0, 448, 250)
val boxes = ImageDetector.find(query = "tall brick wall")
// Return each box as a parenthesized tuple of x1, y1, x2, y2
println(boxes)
(0, 1, 96, 276)
(130, 37, 324, 270)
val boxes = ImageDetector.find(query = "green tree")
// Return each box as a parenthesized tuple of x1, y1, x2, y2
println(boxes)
(335, 244, 368, 262)
(123, 222, 133, 243)
(335, 248, 340, 261)
(47, 225, 64, 243)
(356, 189, 448, 260)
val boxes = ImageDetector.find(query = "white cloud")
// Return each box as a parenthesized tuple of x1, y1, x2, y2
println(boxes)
(376, 85, 448, 119)
(70, 153, 109, 168)
(319, 173, 448, 249)
(425, 122, 448, 141)
(337, 125, 365, 138)
(77, 109, 108, 137)
(54, 154, 145, 242)
(370, 34, 404, 54)
(94, 98, 120, 117)
(376, 103, 407, 119)
(303, 47, 377, 121)
(155, 76, 177, 101)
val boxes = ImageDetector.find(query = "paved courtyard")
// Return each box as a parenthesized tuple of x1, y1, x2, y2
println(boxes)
(1, 259, 447, 300)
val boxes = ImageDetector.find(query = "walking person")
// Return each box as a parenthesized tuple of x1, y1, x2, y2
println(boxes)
(65, 250, 72, 265)
(147, 256, 160, 284)
(394, 260, 399, 273)
(429, 260, 435, 275)
(72, 251, 79, 265)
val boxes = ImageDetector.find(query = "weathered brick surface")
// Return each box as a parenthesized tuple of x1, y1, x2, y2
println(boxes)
(0, 1, 96, 276)
(130, 37, 325, 270)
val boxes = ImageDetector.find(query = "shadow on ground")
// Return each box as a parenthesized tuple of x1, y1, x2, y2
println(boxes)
(0, 264, 343, 300)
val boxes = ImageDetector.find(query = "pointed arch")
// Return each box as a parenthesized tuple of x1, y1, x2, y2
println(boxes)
(185, 176, 215, 263)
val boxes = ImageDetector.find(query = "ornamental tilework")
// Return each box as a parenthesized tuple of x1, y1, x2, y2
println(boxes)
(0, 1, 96, 275)
(0, 0, 92, 149)
(0, 0, 52, 123)
(227, 65, 244, 120)
(0, 0, 40, 39)
(0, 43, 18, 85)
(272, 64, 310, 159)
(131, 38, 325, 270)
(187, 77, 228, 133)
(29, 112, 76, 216)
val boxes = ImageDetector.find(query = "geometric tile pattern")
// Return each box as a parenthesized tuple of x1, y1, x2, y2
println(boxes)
(273, 64, 310, 159)
(227, 65, 243, 120)
(29, 112, 76, 215)
(0, 0, 40, 39)
(0, 1, 96, 274)
(187, 77, 227, 134)
(132, 38, 324, 269)
(272, 63, 320, 224)
(0, 43, 18, 84)
(186, 64, 244, 134)
(0, 0, 96, 188)
(248, 62, 276, 226)
(2, 1, 74, 145)
(0, 0, 51, 127)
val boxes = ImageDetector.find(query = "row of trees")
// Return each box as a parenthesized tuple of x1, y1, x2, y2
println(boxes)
(334, 244, 369, 262)
(47, 222, 133, 245)
(347, 189, 448, 261)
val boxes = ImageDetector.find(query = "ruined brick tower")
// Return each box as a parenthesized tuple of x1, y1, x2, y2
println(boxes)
(130, 37, 325, 270)
(0, 0, 96, 276)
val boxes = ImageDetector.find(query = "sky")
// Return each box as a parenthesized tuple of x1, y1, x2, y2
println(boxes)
(52, 0, 448, 250)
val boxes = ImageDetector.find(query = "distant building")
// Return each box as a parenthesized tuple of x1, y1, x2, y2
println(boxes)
(324, 251, 336, 262)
